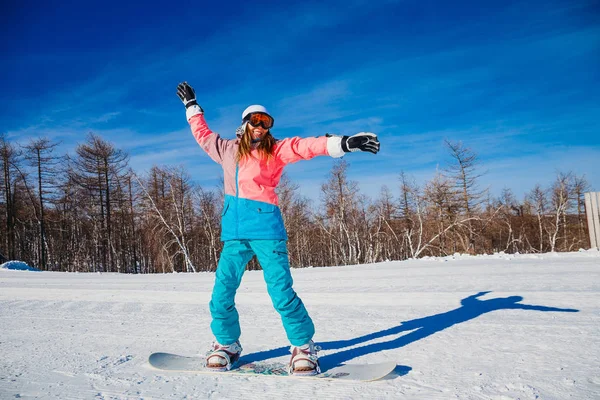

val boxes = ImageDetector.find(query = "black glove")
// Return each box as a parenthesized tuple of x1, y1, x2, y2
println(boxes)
(176, 82, 202, 110)
(341, 132, 380, 154)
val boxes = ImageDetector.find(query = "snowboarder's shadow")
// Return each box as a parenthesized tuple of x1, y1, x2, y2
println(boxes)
(239, 291, 579, 371)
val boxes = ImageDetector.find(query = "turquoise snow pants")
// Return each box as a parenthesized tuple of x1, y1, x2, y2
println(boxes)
(209, 239, 315, 347)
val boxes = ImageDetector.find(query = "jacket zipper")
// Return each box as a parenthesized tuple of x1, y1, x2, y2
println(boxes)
(235, 162, 239, 238)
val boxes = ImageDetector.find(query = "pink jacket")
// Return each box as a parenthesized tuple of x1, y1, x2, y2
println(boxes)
(188, 113, 344, 206)
(186, 106, 343, 240)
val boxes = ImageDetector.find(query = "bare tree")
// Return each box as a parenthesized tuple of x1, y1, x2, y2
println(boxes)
(22, 138, 61, 269)
(548, 172, 573, 252)
(320, 160, 361, 265)
(0, 134, 19, 260)
(527, 184, 547, 252)
(276, 173, 315, 267)
(572, 174, 590, 245)
(194, 188, 221, 271)
(444, 140, 485, 253)
(71, 134, 129, 271)
(371, 184, 399, 261)
(423, 171, 459, 255)
(134, 167, 197, 273)
(494, 188, 522, 252)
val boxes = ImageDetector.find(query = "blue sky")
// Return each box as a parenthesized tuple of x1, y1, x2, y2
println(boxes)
(1, 0, 599, 203)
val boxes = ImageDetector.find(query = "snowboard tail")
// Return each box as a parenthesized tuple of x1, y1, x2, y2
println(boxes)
(148, 352, 396, 382)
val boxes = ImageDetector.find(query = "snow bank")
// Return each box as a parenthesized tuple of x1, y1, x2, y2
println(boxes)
(0, 260, 40, 271)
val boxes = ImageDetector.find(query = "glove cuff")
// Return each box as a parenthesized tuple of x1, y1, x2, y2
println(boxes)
(326, 136, 345, 158)
(186, 104, 204, 121)
(341, 136, 351, 153)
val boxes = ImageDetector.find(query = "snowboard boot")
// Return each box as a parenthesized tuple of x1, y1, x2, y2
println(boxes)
(205, 340, 242, 371)
(289, 340, 321, 376)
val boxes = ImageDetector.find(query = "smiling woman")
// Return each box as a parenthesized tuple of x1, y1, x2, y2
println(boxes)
(175, 81, 380, 375)
(236, 105, 277, 163)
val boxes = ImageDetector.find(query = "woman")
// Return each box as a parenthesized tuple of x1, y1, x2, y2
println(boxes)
(176, 82, 380, 375)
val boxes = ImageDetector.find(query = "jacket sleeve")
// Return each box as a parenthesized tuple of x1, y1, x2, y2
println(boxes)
(187, 108, 229, 165)
(275, 136, 345, 165)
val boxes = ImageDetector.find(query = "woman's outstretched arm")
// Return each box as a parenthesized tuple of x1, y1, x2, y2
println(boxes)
(275, 132, 380, 165)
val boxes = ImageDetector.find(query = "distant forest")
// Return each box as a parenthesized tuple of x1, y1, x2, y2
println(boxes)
(0, 133, 593, 273)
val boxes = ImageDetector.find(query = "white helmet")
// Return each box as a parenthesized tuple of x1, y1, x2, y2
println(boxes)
(242, 104, 272, 121)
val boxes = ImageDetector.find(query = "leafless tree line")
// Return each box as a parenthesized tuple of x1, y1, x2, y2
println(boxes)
(0, 133, 593, 273)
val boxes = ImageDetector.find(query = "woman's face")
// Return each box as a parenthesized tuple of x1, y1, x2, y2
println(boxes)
(248, 123, 267, 140)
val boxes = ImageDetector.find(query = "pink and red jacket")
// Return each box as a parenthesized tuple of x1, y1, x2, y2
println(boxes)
(186, 106, 344, 241)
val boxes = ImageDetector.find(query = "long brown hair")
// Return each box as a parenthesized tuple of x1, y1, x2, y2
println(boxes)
(236, 123, 277, 162)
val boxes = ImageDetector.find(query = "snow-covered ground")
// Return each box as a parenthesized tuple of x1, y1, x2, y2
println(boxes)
(1, 251, 599, 399)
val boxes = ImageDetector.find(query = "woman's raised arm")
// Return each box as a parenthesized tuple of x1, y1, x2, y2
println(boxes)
(177, 82, 229, 165)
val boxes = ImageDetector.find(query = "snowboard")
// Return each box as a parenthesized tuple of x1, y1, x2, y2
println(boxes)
(148, 352, 396, 382)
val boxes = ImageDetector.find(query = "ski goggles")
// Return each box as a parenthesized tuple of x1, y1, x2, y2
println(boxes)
(245, 112, 274, 129)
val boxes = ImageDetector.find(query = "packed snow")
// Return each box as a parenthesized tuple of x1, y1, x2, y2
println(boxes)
(0, 251, 599, 399)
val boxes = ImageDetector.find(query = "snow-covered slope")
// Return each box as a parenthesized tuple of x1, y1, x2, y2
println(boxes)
(0, 251, 598, 399)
